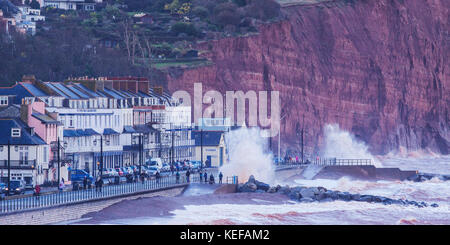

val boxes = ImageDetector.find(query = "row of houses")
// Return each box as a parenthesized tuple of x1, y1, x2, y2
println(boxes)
(0, 2, 45, 35)
(0, 75, 210, 186)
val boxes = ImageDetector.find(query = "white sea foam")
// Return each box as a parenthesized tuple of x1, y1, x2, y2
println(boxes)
(321, 124, 381, 167)
(219, 127, 275, 184)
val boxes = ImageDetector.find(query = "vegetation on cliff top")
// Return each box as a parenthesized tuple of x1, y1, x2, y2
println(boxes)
(0, 0, 281, 86)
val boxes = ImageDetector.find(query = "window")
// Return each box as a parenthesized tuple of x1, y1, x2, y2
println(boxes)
(11, 128, 21, 137)
(43, 147, 48, 162)
(0, 96, 8, 105)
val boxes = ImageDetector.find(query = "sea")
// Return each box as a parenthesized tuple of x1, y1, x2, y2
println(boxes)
(77, 155, 450, 225)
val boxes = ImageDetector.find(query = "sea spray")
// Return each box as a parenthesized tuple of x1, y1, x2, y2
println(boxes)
(220, 127, 275, 184)
(321, 124, 381, 167)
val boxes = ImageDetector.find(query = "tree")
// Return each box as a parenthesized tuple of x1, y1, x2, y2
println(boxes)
(30, 0, 40, 9)
(212, 2, 241, 27)
(171, 22, 198, 36)
(245, 0, 281, 21)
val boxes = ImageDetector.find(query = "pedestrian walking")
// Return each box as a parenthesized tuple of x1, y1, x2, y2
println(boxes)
(204, 172, 208, 183)
(219, 172, 223, 184)
(98, 178, 103, 192)
(59, 179, 65, 192)
(34, 184, 41, 200)
(199, 171, 203, 183)
(83, 176, 88, 190)
(186, 169, 190, 183)
(141, 173, 146, 184)
(94, 178, 99, 192)
(176, 171, 180, 184)
(155, 171, 161, 184)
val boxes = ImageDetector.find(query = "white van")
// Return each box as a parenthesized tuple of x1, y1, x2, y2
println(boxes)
(147, 158, 163, 170)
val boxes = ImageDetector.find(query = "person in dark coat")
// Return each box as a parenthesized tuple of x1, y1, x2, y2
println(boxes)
(155, 171, 161, 184)
(199, 171, 203, 183)
(219, 172, 223, 184)
(186, 170, 190, 183)
(209, 174, 215, 184)
(83, 176, 88, 190)
(98, 178, 103, 192)
(204, 172, 208, 183)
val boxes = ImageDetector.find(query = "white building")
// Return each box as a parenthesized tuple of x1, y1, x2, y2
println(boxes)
(0, 118, 48, 186)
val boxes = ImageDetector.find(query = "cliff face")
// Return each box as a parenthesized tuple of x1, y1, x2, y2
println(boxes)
(166, 0, 449, 155)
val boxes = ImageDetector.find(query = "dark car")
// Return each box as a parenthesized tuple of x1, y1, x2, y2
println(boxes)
(9, 180, 26, 195)
(70, 169, 94, 183)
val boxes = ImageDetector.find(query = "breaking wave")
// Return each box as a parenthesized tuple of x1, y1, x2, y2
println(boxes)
(321, 124, 381, 167)
(220, 127, 275, 184)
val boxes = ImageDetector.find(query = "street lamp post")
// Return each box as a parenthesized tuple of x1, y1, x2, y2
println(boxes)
(278, 114, 287, 164)
(93, 135, 109, 181)
(57, 138, 61, 183)
(7, 140, 10, 196)
(200, 129, 203, 170)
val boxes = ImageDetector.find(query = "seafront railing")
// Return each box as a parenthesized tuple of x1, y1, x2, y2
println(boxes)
(0, 173, 206, 215)
(312, 158, 372, 166)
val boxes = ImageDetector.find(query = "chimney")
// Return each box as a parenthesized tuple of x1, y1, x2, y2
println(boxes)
(137, 80, 150, 94)
(22, 75, 36, 84)
(153, 86, 163, 95)
(20, 103, 30, 124)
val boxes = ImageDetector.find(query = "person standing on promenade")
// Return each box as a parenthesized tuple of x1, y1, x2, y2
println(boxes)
(34, 184, 41, 200)
(98, 178, 103, 193)
(204, 172, 208, 183)
(199, 171, 203, 183)
(186, 169, 190, 183)
(59, 179, 65, 192)
(219, 172, 223, 184)
(155, 171, 161, 184)
(176, 171, 180, 184)
(83, 176, 88, 190)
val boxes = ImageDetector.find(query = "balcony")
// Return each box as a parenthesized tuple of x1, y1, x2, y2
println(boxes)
(0, 160, 36, 170)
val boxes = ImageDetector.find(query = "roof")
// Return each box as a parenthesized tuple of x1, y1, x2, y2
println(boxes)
(133, 124, 158, 134)
(0, 118, 46, 145)
(103, 128, 119, 135)
(20, 83, 48, 97)
(123, 126, 136, 134)
(32, 112, 60, 124)
(63, 128, 100, 137)
(192, 131, 223, 147)
(0, 105, 20, 118)
(0, 83, 33, 104)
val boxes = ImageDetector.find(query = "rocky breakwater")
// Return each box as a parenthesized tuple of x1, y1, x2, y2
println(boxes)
(407, 173, 450, 182)
(238, 176, 439, 208)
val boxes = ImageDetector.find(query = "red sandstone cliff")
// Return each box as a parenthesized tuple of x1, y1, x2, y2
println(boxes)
(166, 0, 449, 156)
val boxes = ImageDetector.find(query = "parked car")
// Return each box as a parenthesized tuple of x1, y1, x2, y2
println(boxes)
(0, 182, 6, 194)
(8, 180, 26, 195)
(146, 158, 163, 169)
(146, 166, 159, 176)
(115, 168, 124, 176)
(70, 169, 94, 183)
(121, 167, 132, 176)
(125, 166, 134, 175)
(190, 161, 202, 170)
(103, 168, 118, 177)
(161, 163, 171, 172)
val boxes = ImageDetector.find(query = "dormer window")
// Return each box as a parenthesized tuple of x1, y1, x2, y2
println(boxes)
(0, 96, 8, 106)
(11, 128, 21, 137)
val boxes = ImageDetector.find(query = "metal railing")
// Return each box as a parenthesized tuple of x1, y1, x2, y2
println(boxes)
(0, 174, 200, 215)
(225, 176, 239, 184)
(1, 160, 36, 169)
(312, 158, 372, 166)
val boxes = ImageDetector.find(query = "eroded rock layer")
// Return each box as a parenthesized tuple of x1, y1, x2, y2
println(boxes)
(167, 0, 449, 155)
